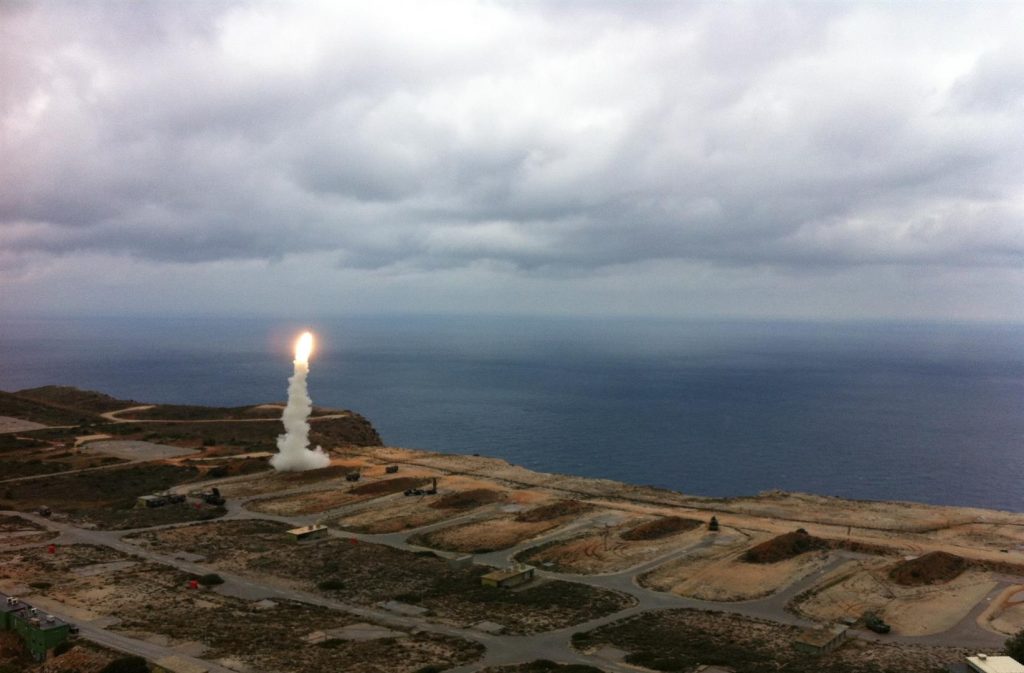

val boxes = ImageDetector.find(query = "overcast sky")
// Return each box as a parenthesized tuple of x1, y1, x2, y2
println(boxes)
(2, 1, 1022, 321)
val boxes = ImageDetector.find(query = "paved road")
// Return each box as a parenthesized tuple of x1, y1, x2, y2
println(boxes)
(0, 458, 152, 484)
(101, 405, 351, 424)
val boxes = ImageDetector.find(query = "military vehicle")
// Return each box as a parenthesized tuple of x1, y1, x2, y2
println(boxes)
(863, 612, 891, 634)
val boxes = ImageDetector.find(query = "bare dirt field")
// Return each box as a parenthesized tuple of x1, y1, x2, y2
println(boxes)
(78, 440, 199, 460)
(246, 473, 437, 516)
(640, 531, 833, 601)
(332, 475, 534, 534)
(127, 519, 635, 634)
(217, 463, 369, 498)
(922, 522, 1024, 554)
(411, 516, 569, 554)
(0, 514, 57, 548)
(247, 486, 368, 515)
(791, 557, 997, 636)
(334, 495, 469, 534)
(248, 469, 526, 519)
(572, 608, 970, 673)
(0, 543, 482, 673)
(0, 416, 48, 433)
(515, 514, 705, 574)
(410, 499, 601, 553)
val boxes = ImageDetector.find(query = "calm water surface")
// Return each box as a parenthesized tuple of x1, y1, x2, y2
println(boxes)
(2, 315, 1023, 511)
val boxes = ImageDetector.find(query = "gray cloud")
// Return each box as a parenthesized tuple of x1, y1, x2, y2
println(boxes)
(2, 1, 1023, 316)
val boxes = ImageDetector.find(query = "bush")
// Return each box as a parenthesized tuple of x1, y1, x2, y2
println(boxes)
(197, 573, 224, 586)
(53, 641, 73, 656)
(28, 581, 52, 590)
(98, 656, 149, 673)
(208, 466, 229, 478)
(1007, 628, 1024, 661)
(318, 578, 345, 591)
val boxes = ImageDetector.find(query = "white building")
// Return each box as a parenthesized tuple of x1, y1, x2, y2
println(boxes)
(966, 654, 1024, 673)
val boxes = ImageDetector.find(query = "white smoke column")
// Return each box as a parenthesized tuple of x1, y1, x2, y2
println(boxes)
(270, 331, 331, 471)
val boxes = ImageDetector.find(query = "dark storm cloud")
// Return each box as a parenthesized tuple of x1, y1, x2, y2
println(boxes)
(2, 1, 1022, 277)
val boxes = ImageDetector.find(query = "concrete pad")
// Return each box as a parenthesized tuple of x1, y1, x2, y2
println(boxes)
(378, 600, 429, 616)
(0, 416, 47, 434)
(327, 623, 405, 641)
(74, 434, 111, 447)
(593, 645, 630, 662)
(171, 641, 208, 657)
(22, 596, 101, 623)
(79, 440, 198, 460)
(213, 658, 253, 673)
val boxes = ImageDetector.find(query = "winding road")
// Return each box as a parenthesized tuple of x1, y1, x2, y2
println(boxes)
(1, 404, 1017, 672)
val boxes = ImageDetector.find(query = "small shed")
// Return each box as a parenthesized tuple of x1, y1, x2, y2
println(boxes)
(793, 624, 847, 655)
(481, 566, 534, 589)
(287, 524, 328, 542)
(153, 655, 210, 673)
(136, 494, 166, 509)
(966, 654, 1024, 673)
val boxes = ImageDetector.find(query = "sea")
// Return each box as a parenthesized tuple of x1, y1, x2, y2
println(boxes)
(2, 315, 1023, 512)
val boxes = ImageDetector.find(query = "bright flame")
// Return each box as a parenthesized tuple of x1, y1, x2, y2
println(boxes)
(294, 331, 314, 364)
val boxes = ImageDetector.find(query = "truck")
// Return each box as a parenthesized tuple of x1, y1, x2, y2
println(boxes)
(404, 478, 438, 497)
(862, 612, 891, 634)
(201, 487, 225, 506)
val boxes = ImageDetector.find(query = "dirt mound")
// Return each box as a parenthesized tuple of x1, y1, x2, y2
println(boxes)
(889, 551, 968, 586)
(621, 516, 701, 541)
(430, 489, 504, 510)
(516, 500, 591, 522)
(350, 477, 428, 496)
(742, 529, 828, 564)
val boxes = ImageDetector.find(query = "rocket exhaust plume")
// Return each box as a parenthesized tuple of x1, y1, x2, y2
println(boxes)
(270, 331, 331, 471)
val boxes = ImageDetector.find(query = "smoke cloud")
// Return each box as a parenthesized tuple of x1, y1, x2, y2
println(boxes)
(270, 333, 331, 471)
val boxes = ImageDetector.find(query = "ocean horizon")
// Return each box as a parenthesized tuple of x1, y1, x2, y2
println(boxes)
(2, 314, 1023, 512)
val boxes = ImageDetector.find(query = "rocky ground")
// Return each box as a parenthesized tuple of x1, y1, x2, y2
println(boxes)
(572, 609, 969, 673)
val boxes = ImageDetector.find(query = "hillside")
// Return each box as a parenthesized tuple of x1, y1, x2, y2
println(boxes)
(14, 385, 136, 414)
(1, 385, 383, 447)
(0, 390, 102, 426)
